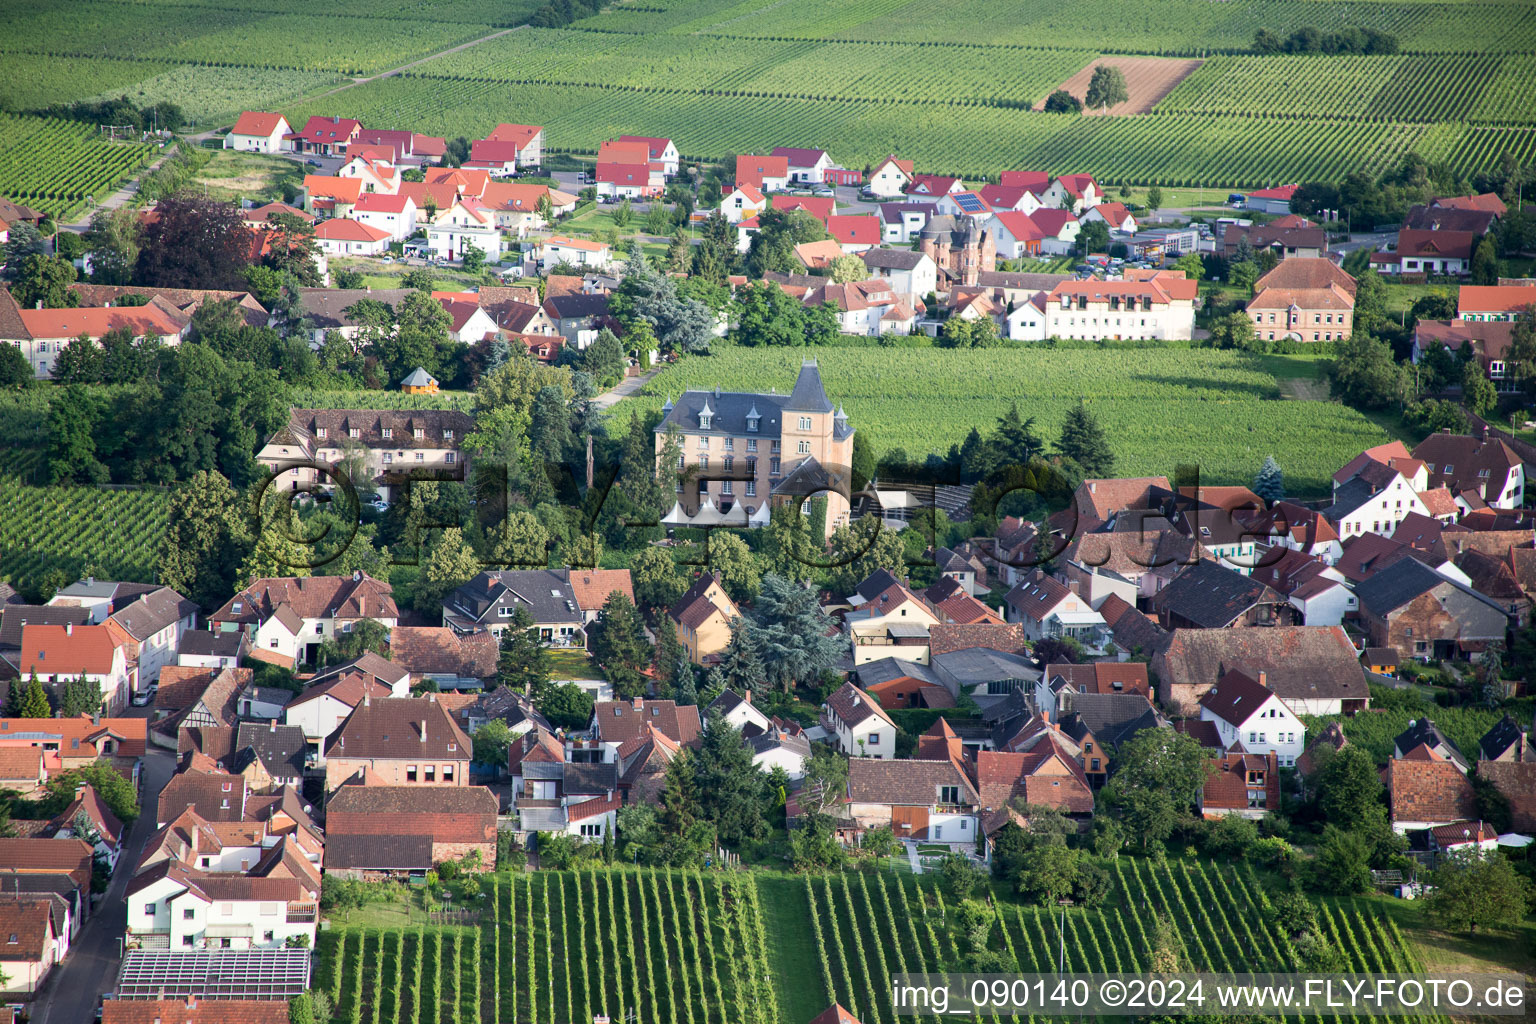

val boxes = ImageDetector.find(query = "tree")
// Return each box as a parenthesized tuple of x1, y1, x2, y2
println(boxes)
(581, 327, 627, 388)
(2, 222, 45, 269)
(939, 852, 984, 901)
(472, 719, 514, 768)
(1146, 185, 1165, 214)
(488, 507, 551, 567)
(263, 212, 321, 285)
(17, 673, 51, 718)
(826, 515, 906, 596)
(1102, 729, 1210, 850)
(654, 613, 683, 681)
(707, 531, 760, 604)
(1252, 456, 1285, 503)
(415, 528, 482, 615)
(861, 825, 899, 865)
(316, 618, 389, 667)
(0, 342, 29, 391)
(938, 316, 1000, 349)
(45, 763, 139, 822)
(539, 682, 595, 730)
(77, 206, 140, 287)
(1329, 331, 1406, 410)
(460, 240, 486, 273)
(798, 745, 850, 817)
(11, 254, 76, 309)
(730, 280, 812, 347)
(1084, 65, 1129, 110)
(497, 606, 552, 698)
(1470, 233, 1500, 286)
(529, 385, 572, 466)
(743, 574, 843, 692)
(157, 471, 253, 610)
(692, 711, 767, 844)
(745, 208, 828, 278)
(136, 191, 252, 290)
(587, 592, 651, 698)
(1314, 824, 1372, 894)
(1076, 220, 1111, 256)
(631, 546, 686, 611)
(45, 384, 107, 484)
(60, 674, 103, 717)
(1057, 400, 1114, 477)
(826, 254, 866, 283)
(1043, 90, 1082, 114)
(1462, 361, 1498, 416)
(758, 503, 817, 584)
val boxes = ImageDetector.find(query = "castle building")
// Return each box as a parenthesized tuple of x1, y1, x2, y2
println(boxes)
(919, 215, 997, 289)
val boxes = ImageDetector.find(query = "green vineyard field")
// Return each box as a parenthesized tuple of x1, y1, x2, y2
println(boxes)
(0, 480, 170, 589)
(318, 864, 1437, 1024)
(0, 114, 153, 220)
(615, 346, 1392, 495)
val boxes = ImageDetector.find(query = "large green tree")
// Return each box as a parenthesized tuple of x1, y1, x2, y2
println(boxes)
(1085, 65, 1129, 109)
(1102, 729, 1211, 851)
(691, 711, 768, 844)
(825, 515, 906, 596)
(1329, 331, 1406, 410)
(497, 606, 552, 699)
(1056, 400, 1114, 477)
(630, 546, 686, 611)
(1424, 852, 1531, 934)
(587, 592, 651, 698)
(157, 470, 254, 609)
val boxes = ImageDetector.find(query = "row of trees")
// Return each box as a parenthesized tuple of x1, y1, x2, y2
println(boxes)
(1252, 26, 1398, 55)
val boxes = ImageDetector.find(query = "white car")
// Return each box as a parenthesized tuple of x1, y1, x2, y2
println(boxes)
(130, 686, 156, 707)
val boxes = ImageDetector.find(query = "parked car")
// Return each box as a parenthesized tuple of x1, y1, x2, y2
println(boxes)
(380, 255, 395, 263)
(306, 159, 322, 168)
(811, 185, 834, 197)
(130, 685, 156, 707)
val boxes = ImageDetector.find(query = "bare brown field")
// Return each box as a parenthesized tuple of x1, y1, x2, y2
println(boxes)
(1043, 56, 1204, 115)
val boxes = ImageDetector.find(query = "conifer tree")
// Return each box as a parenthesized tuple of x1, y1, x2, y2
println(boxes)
(1057, 400, 1114, 477)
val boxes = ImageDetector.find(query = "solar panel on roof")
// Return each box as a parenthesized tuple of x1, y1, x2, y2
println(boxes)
(954, 193, 986, 212)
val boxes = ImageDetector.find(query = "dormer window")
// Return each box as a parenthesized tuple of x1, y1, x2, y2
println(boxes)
(699, 412, 712, 430)
(746, 414, 759, 433)
(444, 429, 454, 440)
(382, 427, 393, 440)
(316, 428, 327, 439)
(349, 428, 360, 439)
(414, 428, 424, 440)
(232, 602, 242, 614)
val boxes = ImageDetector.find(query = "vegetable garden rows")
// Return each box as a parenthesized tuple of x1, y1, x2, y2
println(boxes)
(321, 870, 776, 1024)
(617, 347, 1390, 494)
(319, 864, 1435, 1024)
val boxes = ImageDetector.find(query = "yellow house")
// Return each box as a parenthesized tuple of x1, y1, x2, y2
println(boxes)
(669, 573, 740, 665)
(843, 570, 939, 666)
(400, 367, 439, 394)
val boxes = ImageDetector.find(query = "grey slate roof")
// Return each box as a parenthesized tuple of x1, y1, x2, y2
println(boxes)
(1153, 560, 1286, 629)
(563, 761, 619, 795)
(1395, 717, 1469, 770)
(749, 729, 811, 759)
(930, 647, 1039, 689)
(233, 722, 308, 780)
(1479, 714, 1529, 761)
(1355, 556, 1507, 618)
(1324, 475, 1384, 524)
(1062, 693, 1167, 748)
(861, 248, 929, 270)
(400, 367, 436, 387)
(444, 569, 584, 629)
(178, 630, 244, 658)
(106, 587, 196, 641)
(855, 658, 943, 689)
(784, 361, 834, 413)
(297, 287, 413, 331)
(0, 606, 92, 648)
(326, 833, 433, 870)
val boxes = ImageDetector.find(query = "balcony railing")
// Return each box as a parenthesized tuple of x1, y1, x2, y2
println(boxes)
(286, 906, 318, 924)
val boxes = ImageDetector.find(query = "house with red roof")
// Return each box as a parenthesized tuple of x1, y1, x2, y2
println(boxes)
(718, 184, 767, 224)
(1433, 193, 1506, 216)
(438, 298, 499, 344)
(988, 210, 1046, 258)
(313, 218, 391, 256)
(423, 166, 490, 200)
(464, 139, 523, 177)
(1459, 283, 1536, 322)
(1079, 200, 1137, 234)
(826, 214, 879, 253)
(353, 128, 417, 163)
(481, 182, 577, 235)
(336, 155, 399, 195)
(977, 183, 1042, 214)
(485, 123, 544, 166)
(1198, 669, 1306, 766)
(620, 135, 679, 176)
(0, 899, 60, 995)
(1056, 174, 1103, 213)
(1028, 207, 1081, 254)
(224, 112, 290, 154)
(352, 192, 418, 242)
(0, 290, 189, 380)
(1388, 751, 1478, 832)
(19, 621, 135, 711)
(1014, 275, 1195, 341)
(426, 198, 503, 261)
(998, 171, 1067, 207)
(867, 155, 913, 198)
(908, 174, 963, 197)
(1199, 749, 1279, 819)
(287, 115, 360, 156)
(595, 161, 663, 199)
(300, 175, 362, 217)
(535, 235, 613, 273)
(1242, 183, 1299, 215)
(736, 154, 789, 193)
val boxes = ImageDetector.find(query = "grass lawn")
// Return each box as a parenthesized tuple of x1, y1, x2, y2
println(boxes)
(547, 647, 602, 680)
(1362, 890, 1536, 979)
(755, 873, 830, 1024)
(191, 149, 302, 203)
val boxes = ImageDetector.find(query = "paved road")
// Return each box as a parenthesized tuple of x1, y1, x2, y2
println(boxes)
(592, 366, 663, 410)
(34, 738, 173, 1024)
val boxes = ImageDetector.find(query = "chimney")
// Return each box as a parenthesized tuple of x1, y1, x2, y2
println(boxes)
(363, 693, 370, 707)
(1067, 580, 1079, 594)
(632, 697, 644, 711)
(743, 690, 752, 705)
(65, 623, 73, 636)
(421, 720, 427, 742)
(428, 691, 437, 703)
(269, 718, 276, 732)
(1257, 670, 1267, 689)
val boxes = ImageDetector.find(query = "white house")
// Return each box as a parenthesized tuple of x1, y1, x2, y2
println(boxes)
(1037, 277, 1197, 342)
(620, 136, 680, 177)
(176, 630, 246, 671)
(880, 204, 934, 245)
(283, 659, 408, 762)
(353, 193, 418, 243)
(1080, 201, 1137, 234)
(1326, 466, 1431, 541)
(860, 249, 937, 303)
(718, 185, 768, 225)
(427, 200, 503, 262)
(17, 623, 135, 713)
(209, 575, 400, 670)
(821, 682, 897, 759)
(225, 112, 290, 154)
(49, 581, 197, 691)
(486, 123, 545, 167)
(867, 156, 914, 198)
(1031, 209, 1082, 256)
(749, 728, 811, 780)
(772, 146, 835, 184)
(845, 758, 981, 846)
(314, 218, 391, 257)
(988, 211, 1046, 260)
(1199, 670, 1307, 767)
(336, 156, 399, 196)
(1248, 548, 1357, 626)
(706, 689, 773, 736)
(126, 867, 318, 951)
(1004, 571, 1105, 645)
(538, 235, 612, 272)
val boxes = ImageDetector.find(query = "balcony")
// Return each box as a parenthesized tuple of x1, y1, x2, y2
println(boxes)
(286, 905, 318, 924)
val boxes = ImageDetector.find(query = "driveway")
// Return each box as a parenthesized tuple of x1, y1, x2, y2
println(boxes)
(33, 741, 174, 1024)
(592, 366, 662, 410)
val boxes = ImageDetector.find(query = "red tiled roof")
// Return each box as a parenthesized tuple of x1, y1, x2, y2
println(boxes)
(0, 901, 53, 961)
(314, 218, 391, 243)
(1388, 757, 1477, 825)
(568, 569, 634, 613)
(1203, 750, 1279, 811)
(486, 124, 542, 148)
(104, 1000, 288, 1024)
(0, 715, 146, 759)
(354, 192, 413, 214)
(303, 175, 362, 203)
(18, 302, 183, 341)
(0, 837, 92, 887)
(1246, 184, 1299, 201)
(231, 112, 286, 137)
(18, 623, 120, 676)
(736, 154, 789, 188)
